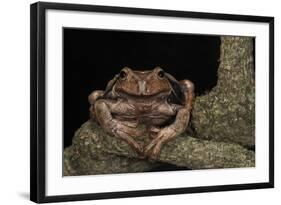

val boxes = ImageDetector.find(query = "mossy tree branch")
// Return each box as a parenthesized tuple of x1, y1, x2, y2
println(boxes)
(192, 37, 255, 146)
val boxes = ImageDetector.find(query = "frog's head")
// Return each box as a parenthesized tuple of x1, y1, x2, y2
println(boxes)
(112, 67, 176, 98)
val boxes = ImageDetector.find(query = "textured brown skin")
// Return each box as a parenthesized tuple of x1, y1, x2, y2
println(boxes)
(89, 67, 194, 159)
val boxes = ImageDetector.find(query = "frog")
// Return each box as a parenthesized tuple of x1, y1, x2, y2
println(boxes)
(88, 67, 194, 159)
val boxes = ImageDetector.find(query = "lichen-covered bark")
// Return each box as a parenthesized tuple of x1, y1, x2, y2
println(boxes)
(64, 36, 256, 176)
(64, 121, 254, 176)
(192, 37, 255, 146)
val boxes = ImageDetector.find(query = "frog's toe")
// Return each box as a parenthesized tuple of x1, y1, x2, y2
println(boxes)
(144, 143, 154, 157)
(149, 143, 162, 160)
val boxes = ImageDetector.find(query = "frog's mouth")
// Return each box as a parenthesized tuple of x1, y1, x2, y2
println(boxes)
(117, 90, 171, 100)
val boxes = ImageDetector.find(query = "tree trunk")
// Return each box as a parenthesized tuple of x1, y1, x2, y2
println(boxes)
(192, 37, 255, 147)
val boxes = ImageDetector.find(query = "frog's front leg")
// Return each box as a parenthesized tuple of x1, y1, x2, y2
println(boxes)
(94, 99, 144, 156)
(145, 80, 195, 159)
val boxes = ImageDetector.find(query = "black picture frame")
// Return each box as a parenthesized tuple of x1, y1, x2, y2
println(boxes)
(30, 2, 274, 203)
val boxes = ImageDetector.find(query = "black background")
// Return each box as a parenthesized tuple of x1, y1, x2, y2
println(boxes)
(63, 28, 220, 148)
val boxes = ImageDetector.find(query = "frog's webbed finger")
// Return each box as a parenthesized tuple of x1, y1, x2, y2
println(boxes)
(150, 127, 178, 159)
(144, 140, 157, 157)
(144, 131, 163, 157)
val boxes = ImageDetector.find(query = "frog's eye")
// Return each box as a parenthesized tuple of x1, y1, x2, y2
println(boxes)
(157, 70, 165, 79)
(119, 70, 127, 80)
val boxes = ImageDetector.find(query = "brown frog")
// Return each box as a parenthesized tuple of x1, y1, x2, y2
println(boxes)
(89, 67, 194, 159)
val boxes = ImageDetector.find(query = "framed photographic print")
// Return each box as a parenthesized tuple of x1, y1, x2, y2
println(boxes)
(30, 1, 274, 203)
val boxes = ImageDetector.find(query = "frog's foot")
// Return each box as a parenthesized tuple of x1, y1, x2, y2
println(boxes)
(144, 126, 178, 160)
(94, 100, 144, 156)
(114, 129, 144, 156)
(111, 121, 145, 156)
